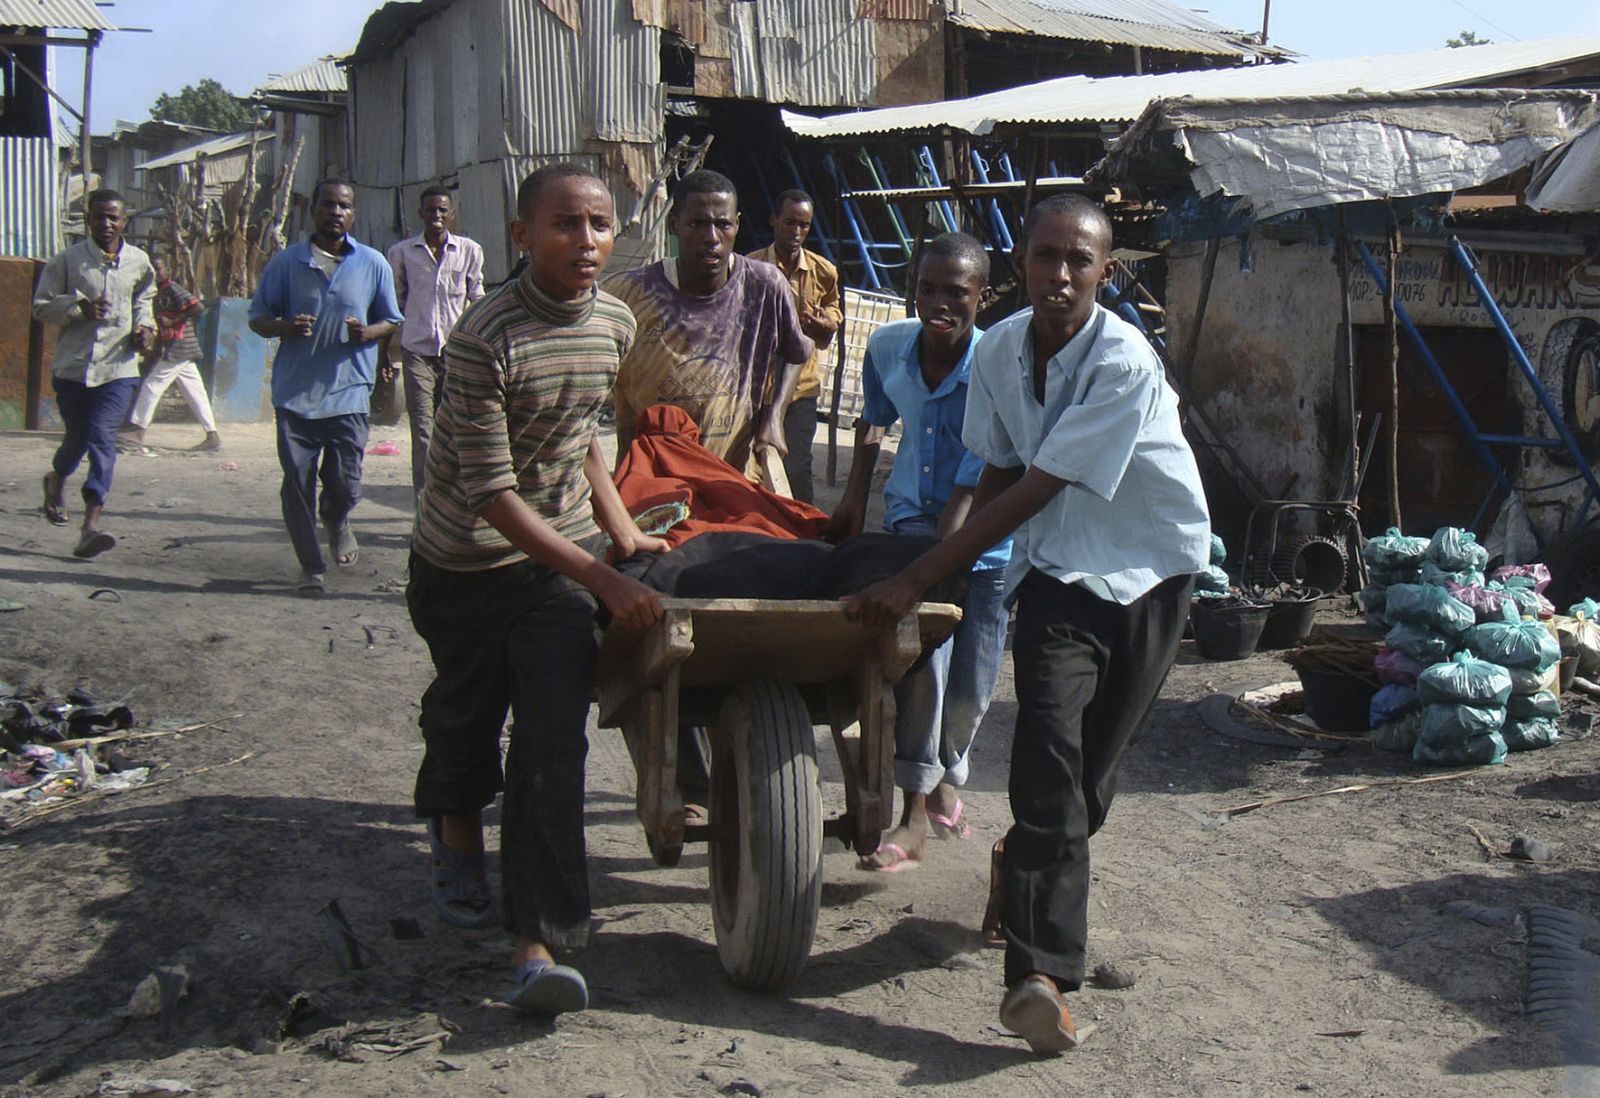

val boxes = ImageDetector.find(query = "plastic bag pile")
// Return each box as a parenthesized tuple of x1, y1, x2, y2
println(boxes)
(1365, 527, 1566, 764)
(1194, 533, 1230, 599)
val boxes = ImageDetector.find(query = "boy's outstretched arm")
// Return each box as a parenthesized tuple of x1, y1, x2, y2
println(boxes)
(842, 463, 1064, 627)
(584, 439, 670, 558)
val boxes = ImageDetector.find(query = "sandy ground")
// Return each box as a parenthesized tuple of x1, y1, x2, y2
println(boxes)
(1, 417, 1598, 1097)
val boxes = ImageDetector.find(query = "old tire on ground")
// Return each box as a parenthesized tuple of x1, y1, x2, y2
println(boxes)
(708, 677, 822, 990)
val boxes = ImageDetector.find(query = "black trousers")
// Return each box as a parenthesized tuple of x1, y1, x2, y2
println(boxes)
(1003, 569, 1194, 988)
(407, 547, 602, 949)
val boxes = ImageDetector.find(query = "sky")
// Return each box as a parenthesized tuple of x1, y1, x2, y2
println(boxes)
(47, 0, 1600, 136)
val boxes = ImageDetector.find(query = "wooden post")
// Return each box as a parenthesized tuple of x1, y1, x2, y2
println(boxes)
(79, 30, 100, 208)
(1382, 224, 1403, 529)
(1178, 237, 1221, 384)
(1335, 227, 1360, 501)
(826, 286, 847, 488)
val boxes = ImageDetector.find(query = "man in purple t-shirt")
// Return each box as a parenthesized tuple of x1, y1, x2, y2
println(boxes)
(604, 170, 812, 478)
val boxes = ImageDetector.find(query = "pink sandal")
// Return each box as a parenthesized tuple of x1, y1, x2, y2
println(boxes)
(858, 841, 921, 873)
(928, 797, 972, 840)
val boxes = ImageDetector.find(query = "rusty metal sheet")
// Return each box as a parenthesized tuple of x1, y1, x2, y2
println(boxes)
(632, 0, 705, 42)
(538, 0, 583, 33)
(699, 0, 733, 59)
(858, 0, 931, 17)
(873, 17, 943, 106)
(695, 55, 735, 98)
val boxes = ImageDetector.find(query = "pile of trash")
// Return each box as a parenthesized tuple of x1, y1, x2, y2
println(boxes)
(1362, 527, 1575, 766)
(1, 684, 152, 825)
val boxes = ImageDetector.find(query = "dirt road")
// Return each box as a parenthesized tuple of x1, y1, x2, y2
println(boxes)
(1, 420, 1595, 1097)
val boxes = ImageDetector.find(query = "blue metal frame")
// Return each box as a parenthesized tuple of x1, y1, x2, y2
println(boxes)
(1448, 235, 1600, 528)
(1353, 240, 1594, 543)
(914, 146, 958, 234)
(967, 149, 1015, 252)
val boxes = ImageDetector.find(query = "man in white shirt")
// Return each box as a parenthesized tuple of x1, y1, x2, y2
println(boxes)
(34, 189, 156, 558)
(384, 186, 485, 497)
(844, 195, 1209, 1055)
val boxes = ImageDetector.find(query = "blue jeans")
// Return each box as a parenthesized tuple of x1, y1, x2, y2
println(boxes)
(52, 376, 140, 506)
(890, 516, 1010, 794)
(275, 408, 369, 574)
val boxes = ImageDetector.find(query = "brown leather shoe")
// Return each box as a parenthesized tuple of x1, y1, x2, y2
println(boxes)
(999, 974, 1095, 1054)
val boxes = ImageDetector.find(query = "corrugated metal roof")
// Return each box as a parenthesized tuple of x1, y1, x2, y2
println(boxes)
(136, 130, 274, 172)
(784, 35, 1600, 138)
(256, 57, 347, 96)
(947, 0, 1269, 58)
(0, 0, 113, 31)
(0, 137, 60, 259)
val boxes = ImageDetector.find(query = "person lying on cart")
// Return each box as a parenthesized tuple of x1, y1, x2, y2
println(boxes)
(406, 162, 667, 1016)
(842, 196, 1210, 1054)
(827, 233, 1012, 874)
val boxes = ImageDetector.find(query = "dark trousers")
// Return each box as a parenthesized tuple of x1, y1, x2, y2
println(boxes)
(407, 549, 601, 948)
(401, 350, 442, 498)
(275, 408, 369, 574)
(782, 396, 817, 505)
(1003, 569, 1194, 989)
(52, 376, 140, 506)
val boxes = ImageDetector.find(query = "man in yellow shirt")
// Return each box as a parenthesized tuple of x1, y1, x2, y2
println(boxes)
(746, 189, 840, 503)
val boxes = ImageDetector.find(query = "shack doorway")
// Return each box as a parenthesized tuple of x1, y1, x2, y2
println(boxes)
(1356, 325, 1512, 536)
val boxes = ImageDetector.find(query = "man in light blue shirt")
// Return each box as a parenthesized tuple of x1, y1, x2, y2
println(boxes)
(830, 233, 1011, 874)
(844, 196, 1209, 1054)
(251, 179, 402, 594)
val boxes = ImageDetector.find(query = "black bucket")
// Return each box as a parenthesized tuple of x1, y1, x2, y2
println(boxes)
(1258, 591, 1325, 650)
(1190, 599, 1271, 660)
(1297, 669, 1378, 731)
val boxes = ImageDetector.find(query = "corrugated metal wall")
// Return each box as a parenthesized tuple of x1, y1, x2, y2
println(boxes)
(586, 0, 662, 143)
(0, 138, 61, 260)
(729, 0, 877, 107)
(502, 0, 584, 156)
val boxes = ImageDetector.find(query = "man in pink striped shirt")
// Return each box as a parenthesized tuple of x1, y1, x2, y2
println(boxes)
(384, 186, 485, 497)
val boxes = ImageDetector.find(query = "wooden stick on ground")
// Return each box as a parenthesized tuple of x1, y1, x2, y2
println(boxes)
(1220, 769, 1481, 817)
(4, 751, 258, 829)
(1466, 822, 1502, 859)
(51, 714, 241, 751)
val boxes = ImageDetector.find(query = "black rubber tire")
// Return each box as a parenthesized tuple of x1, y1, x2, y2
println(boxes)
(708, 678, 823, 990)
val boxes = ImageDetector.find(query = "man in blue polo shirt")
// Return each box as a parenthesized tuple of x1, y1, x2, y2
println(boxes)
(251, 179, 403, 595)
(829, 233, 1011, 873)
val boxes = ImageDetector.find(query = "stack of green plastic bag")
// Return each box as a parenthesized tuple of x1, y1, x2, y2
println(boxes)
(1419, 527, 1489, 589)
(1381, 582, 1474, 666)
(1194, 533, 1230, 599)
(1359, 528, 1429, 628)
(1413, 652, 1511, 766)
(1463, 603, 1562, 752)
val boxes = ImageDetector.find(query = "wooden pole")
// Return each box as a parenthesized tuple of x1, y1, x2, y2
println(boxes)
(1383, 223, 1403, 529)
(79, 31, 100, 209)
(1178, 237, 1221, 384)
(1335, 228, 1360, 501)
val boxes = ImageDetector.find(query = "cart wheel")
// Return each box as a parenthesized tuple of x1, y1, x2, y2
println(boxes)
(709, 678, 822, 990)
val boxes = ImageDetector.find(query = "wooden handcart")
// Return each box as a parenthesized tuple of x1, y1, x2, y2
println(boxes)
(596, 597, 962, 990)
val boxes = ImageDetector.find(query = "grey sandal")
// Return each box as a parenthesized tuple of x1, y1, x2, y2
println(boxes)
(428, 817, 497, 929)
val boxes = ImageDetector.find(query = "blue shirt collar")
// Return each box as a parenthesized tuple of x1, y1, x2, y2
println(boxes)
(899, 325, 980, 400)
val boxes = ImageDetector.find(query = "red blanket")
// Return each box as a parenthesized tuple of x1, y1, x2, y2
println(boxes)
(613, 404, 831, 549)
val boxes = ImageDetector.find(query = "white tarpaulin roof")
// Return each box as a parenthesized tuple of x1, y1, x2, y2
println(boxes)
(1097, 90, 1600, 221)
(782, 36, 1600, 139)
(1527, 121, 1600, 212)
